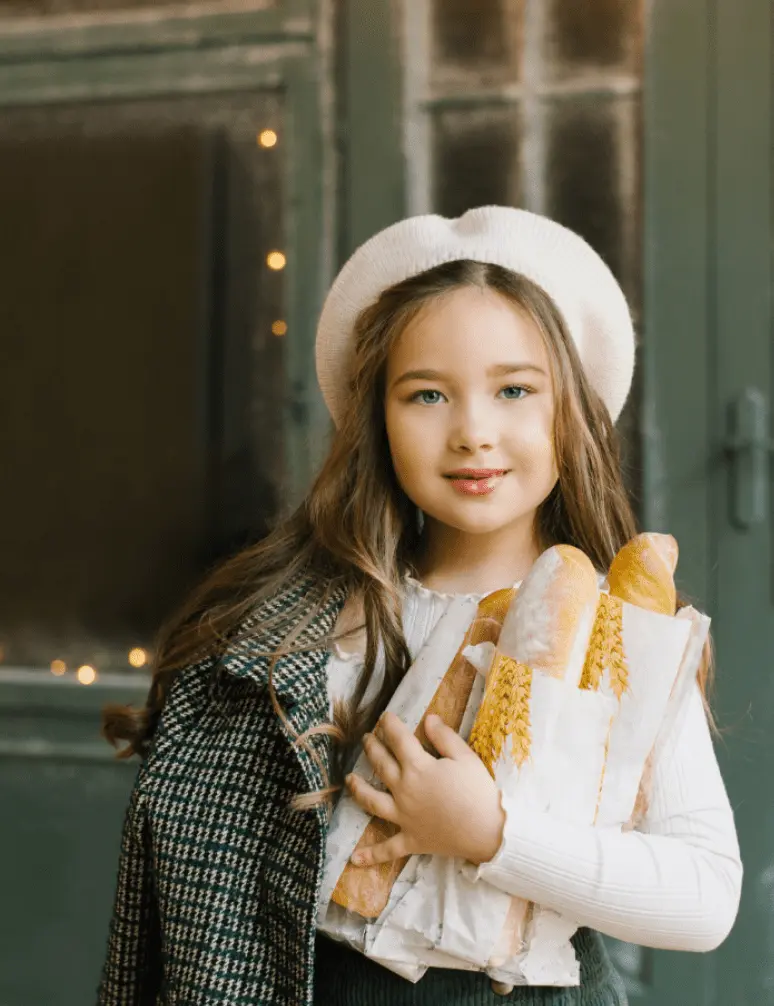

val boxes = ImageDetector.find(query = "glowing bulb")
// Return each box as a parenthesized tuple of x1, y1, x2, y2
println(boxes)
(77, 665, 97, 685)
(272, 320, 288, 337)
(50, 659, 67, 676)
(258, 129, 278, 148)
(128, 647, 148, 668)
(266, 251, 287, 271)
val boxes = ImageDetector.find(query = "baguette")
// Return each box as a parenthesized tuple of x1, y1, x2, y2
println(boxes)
(470, 545, 600, 775)
(331, 586, 515, 919)
(606, 532, 678, 831)
(468, 545, 600, 975)
(607, 532, 678, 615)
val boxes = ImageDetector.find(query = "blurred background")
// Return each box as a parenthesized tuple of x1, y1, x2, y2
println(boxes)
(0, 1, 770, 1003)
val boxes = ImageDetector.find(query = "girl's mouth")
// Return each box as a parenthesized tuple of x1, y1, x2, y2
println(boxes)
(445, 473, 507, 496)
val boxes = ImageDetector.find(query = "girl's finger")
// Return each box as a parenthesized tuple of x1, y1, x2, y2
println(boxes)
(362, 731, 401, 789)
(424, 714, 476, 761)
(346, 774, 398, 823)
(378, 711, 426, 769)
(351, 831, 411, 867)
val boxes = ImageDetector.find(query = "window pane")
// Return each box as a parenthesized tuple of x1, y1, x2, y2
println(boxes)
(433, 105, 521, 218)
(545, 95, 641, 308)
(545, 94, 643, 497)
(430, 0, 523, 88)
(542, 0, 643, 81)
(0, 93, 284, 673)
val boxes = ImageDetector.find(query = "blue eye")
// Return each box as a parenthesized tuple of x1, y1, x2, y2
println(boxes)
(410, 389, 445, 405)
(499, 385, 529, 400)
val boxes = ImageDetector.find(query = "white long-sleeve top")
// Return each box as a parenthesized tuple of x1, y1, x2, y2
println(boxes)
(323, 574, 743, 954)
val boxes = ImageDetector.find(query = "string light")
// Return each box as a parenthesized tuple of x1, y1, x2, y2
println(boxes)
(266, 251, 287, 271)
(258, 129, 278, 148)
(77, 665, 97, 685)
(128, 647, 148, 668)
(50, 659, 67, 676)
(272, 320, 288, 337)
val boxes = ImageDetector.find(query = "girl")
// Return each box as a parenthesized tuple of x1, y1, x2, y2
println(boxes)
(99, 207, 742, 1006)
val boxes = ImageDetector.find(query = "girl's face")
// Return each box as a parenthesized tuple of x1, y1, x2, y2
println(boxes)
(384, 285, 559, 550)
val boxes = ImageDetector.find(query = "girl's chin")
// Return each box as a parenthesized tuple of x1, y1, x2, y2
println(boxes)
(423, 506, 536, 535)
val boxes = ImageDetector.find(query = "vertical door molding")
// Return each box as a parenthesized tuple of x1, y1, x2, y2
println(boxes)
(642, 0, 712, 602)
(642, 0, 713, 1002)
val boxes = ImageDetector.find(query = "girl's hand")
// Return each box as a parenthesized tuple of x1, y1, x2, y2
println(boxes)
(345, 711, 506, 868)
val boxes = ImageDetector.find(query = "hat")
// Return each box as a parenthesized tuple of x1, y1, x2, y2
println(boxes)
(315, 206, 635, 426)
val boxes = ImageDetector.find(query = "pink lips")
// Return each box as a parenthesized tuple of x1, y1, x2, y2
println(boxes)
(446, 472, 507, 496)
(446, 469, 507, 478)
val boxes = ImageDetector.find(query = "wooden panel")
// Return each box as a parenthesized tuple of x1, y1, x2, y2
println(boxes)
(0, 2, 312, 62)
(709, 0, 773, 1001)
(639, 0, 713, 1002)
(337, 0, 406, 260)
(0, 672, 147, 1006)
(642, 0, 711, 603)
(0, 0, 277, 16)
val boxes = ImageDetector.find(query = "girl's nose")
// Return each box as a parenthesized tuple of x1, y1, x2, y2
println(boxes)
(448, 401, 497, 454)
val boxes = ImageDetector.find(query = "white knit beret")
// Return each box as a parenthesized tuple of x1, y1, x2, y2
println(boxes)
(315, 206, 636, 426)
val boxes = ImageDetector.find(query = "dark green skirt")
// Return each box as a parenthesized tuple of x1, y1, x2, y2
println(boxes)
(313, 929, 628, 1006)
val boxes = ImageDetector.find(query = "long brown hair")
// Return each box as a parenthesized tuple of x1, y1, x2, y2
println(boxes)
(103, 260, 716, 821)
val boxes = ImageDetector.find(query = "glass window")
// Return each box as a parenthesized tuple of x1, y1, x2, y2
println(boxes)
(544, 95, 641, 309)
(544, 93, 642, 497)
(433, 105, 521, 218)
(0, 93, 285, 675)
(430, 0, 523, 88)
(542, 0, 642, 81)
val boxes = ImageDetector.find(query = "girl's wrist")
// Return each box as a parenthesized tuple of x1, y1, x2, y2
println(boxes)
(467, 790, 506, 866)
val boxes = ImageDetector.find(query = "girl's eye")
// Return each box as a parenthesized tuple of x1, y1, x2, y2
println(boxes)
(499, 385, 530, 400)
(410, 389, 446, 405)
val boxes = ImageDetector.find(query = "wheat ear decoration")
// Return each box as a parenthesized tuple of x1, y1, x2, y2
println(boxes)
(469, 652, 533, 774)
(580, 593, 629, 696)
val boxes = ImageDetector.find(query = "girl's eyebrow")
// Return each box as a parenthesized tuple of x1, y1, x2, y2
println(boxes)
(390, 362, 547, 389)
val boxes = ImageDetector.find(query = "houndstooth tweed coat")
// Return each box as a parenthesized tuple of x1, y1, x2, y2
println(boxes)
(98, 572, 349, 1005)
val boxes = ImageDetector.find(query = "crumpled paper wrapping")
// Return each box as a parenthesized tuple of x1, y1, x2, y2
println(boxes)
(316, 594, 484, 977)
(316, 562, 710, 986)
(453, 602, 708, 987)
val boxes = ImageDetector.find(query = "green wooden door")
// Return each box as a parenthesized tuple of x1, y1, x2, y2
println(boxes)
(0, 3, 336, 1003)
(643, 0, 773, 1002)
(706, 0, 774, 1001)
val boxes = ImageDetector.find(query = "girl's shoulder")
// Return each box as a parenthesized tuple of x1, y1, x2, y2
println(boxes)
(141, 654, 220, 775)
(146, 573, 349, 764)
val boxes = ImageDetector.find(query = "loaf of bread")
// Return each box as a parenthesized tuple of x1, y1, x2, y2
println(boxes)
(331, 586, 516, 919)
(607, 532, 678, 615)
(470, 545, 600, 776)
(604, 532, 678, 831)
(468, 546, 600, 973)
(499, 544, 600, 682)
